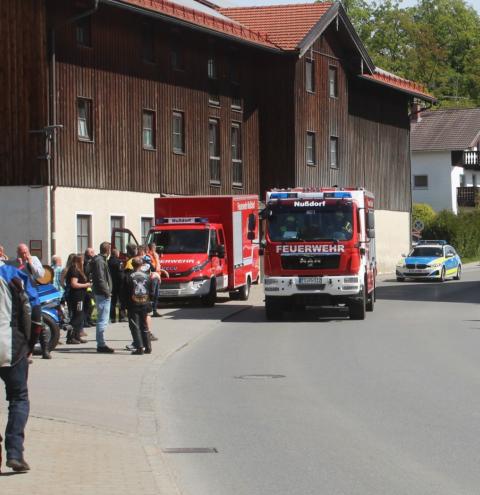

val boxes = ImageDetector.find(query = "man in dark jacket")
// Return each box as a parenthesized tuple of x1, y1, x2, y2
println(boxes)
(0, 263, 37, 472)
(88, 242, 114, 353)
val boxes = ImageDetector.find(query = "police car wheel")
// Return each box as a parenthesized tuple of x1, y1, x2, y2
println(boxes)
(396, 277, 405, 282)
(454, 265, 462, 280)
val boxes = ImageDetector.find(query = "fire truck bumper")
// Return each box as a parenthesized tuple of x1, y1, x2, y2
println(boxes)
(159, 279, 212, 298)
(264, 275, 362, 301)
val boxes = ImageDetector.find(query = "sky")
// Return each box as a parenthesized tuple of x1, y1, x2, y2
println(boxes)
(235, 0, 480, 14)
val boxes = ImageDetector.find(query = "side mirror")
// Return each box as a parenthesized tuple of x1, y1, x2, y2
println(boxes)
(367, 228, 375, 239)
(446, 253, 454, 258)
(247, 231, 255, 241)
(210, 244, 226, 259)
(248, 213, 256, 232)
(156, 246, 164, 255)
(259, 239, 266, 256)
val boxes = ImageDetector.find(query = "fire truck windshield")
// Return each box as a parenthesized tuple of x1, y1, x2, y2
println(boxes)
(267, 203, 353, 242)
(147, 229, 209, 254)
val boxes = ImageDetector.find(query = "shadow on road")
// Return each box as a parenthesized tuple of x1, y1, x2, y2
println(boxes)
(376, 280, 480, 304)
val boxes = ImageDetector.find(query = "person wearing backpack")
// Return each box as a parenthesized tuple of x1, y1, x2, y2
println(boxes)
(0, 263, 38, 472)
(125, 257, 152, 355)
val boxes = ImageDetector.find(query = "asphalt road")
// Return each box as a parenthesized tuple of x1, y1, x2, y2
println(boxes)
(155, 264, 480, 495)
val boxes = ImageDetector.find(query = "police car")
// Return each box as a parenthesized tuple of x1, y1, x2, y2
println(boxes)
(396, 240, 462, 282)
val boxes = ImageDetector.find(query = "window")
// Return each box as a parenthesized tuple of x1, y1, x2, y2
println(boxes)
(306, 132, 316, 165)
(414, 175, 428, 189)
(76, 17, 91, 47)
(208, 53, 220, 105)
(208, 54, 217, 80)
(76, 215, 91, 253)
(141, 217, 153, 245)
(171, 46, 185, 71)
(330, 136, 339, 169)
(232, 123, 243, 186)
(209, 119, 220, 184)
(77, 98, 93, 141)
(142, 22, 155, 63)
(172, 111, 185, 153)
(306, 59, 314, 92)
(231, 84, 242, 110)
(473, 174, 477, 187)
(142, 110, 156, 150)
(459, 174, 465, 187)
(329, 66, 338, 98)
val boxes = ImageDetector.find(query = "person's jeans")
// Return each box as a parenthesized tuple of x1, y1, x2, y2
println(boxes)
(151, 278, 160, 312)
(0, 356, 30, 460)
(94, 294, 111, 347)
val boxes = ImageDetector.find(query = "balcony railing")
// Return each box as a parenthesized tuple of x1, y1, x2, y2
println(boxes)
(457, 186, 479, 207)
(451, 150, 480, 168)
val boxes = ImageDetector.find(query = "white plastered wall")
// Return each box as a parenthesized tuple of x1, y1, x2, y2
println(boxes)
(411, 151, 458, 213)
(375, 210, 410, 274)
(0, 186, 50, 263)
(54, 187, 157, 261)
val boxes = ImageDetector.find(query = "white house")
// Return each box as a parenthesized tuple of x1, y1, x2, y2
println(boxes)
(411, 108, 480, 214)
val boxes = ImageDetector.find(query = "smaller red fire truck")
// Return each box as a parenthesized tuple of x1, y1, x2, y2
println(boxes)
(113, 195, 260, 306)
(262, 187, 376, 320)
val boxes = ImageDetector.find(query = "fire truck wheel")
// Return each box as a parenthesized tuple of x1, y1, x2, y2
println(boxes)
(366, 281, 375, 312)
(238, 277, 251, 301)
(201, 278, 217, 307)
(396, 277, 405, 282)
(265, 297, 282, 321)
(349, 286, 366, 320)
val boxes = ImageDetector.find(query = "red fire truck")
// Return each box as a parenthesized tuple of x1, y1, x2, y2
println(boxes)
(113, 196, 260, 307)
(262, 188, 376, 320)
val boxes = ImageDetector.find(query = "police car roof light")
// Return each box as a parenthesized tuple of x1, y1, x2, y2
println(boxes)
(417, 240, 447, 245)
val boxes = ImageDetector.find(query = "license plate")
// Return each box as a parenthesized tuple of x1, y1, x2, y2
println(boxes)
(161, 289, 181, 296)
(298, 277, 324, 284)
(408, 269, 425, 273)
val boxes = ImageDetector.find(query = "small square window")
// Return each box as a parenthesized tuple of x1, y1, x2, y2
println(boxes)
(329, 66, 338, 98)
(232, 123, 243, 186)
(306, 132, 316, 165)
(172, 111, 185, 154)
(142, 110, 156, 150)
(414, 175, 428, 188)
(306, 59, 314, 93)
(141, 217, 153, 245)
(330, 136, 339, 168)
(209, 119, 220, 184)
(76, 215, 92, 253)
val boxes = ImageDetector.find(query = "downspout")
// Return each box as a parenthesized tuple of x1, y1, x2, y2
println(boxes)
(48, 0, 100, 259)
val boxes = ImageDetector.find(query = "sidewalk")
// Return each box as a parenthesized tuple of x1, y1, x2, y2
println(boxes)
(0, 288, 262, 493)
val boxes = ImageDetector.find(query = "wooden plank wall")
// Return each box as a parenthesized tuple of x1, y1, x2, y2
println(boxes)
(292, 24, 411, 211)
(0, 0, 48, 185)
(50, 0, 260, 196)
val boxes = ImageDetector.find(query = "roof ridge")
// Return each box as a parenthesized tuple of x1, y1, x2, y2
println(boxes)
(220, 2, 331, 10)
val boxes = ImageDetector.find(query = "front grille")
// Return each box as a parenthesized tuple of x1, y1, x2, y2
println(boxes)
(281, 255, 340, 270)
(406, 263, 428, 269)
(161, 282, 182, 289)
(297, 284, 326, 291)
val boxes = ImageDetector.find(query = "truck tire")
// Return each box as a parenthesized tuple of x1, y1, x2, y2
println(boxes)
(349, 285, 366, 320)
(238, 277, 251, 301)
(265, 297, 282, 321)
(201, 278, 217, 307)
(366, 280, 375, 312)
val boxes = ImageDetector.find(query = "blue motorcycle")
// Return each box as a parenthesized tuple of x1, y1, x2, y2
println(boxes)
(36, 282, 66, 351)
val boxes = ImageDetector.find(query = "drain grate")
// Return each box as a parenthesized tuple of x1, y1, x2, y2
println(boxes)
(234, 374, 285, 380)
(162, 448, 218, 454)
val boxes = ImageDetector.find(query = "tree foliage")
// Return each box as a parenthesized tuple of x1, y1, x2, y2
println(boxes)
(318, 0, 480, 106)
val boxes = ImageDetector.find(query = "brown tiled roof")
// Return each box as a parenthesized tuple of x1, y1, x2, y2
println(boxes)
(411, 108, 480, 151)
(219, 3, 333, 50)
(117, 0, 279, 49)
(362, 69, 436, 102)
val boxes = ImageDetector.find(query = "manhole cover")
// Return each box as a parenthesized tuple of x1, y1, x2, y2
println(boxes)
(234, 374, 286, 380)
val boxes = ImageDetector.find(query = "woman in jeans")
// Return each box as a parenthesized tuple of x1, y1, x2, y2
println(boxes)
(65, 255, 91, 344)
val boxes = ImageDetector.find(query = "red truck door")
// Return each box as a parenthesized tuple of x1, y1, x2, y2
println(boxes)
(111, 228, 139, 260)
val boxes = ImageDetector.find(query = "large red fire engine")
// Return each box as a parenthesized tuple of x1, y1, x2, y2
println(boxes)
(262, 188, 376, 320)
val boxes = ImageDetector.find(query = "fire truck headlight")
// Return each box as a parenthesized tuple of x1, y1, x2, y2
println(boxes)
(344, 277, 358, 284)
(264, 278, 279, 285)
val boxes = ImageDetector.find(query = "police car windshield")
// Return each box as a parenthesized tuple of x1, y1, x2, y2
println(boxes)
(148, 229, 209, 254)
(267, 204, 353, 242)
(410, 246, 443, 257)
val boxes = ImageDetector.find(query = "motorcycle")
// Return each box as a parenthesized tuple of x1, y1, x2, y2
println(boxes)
(36, 282, 66, 351)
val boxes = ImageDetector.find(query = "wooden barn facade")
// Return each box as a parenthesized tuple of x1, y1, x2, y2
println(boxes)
(0, 0, 434, 269)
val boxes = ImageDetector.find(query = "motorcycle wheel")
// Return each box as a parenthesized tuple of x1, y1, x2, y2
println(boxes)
(43, 313, 60, 351)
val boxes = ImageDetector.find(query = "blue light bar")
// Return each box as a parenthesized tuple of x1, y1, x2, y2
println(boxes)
(269, 192, 298, 199)
(324, 192, 352, 199)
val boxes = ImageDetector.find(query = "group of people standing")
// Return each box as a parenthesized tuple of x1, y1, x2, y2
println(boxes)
(58, 241, 168, 355)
